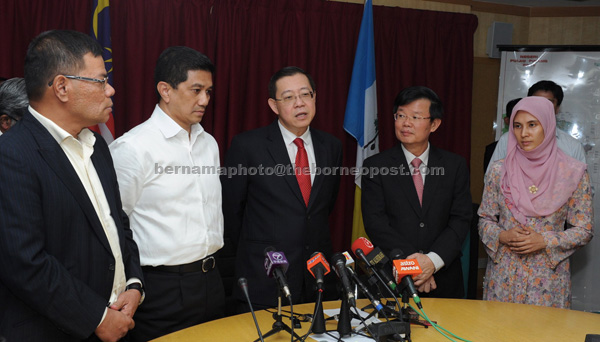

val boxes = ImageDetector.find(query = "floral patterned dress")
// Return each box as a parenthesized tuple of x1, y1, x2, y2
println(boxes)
(478, 160, 593, 308)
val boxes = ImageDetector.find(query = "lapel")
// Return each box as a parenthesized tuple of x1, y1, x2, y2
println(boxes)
(307, 129, 326, 211)
(421, 145, 442, 214)
(24, 112, 113, 254)
(391, 144, 422, 216)
(265, 121, 306, 207)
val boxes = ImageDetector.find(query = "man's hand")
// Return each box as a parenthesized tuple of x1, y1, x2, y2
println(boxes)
(95, 308, 135, 342)
(405, 252, 435, 287)
(416, 275, 437, 293)
(110, 289, 142, 318)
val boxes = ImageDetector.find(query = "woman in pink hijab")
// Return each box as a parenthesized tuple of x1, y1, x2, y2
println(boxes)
(478, 96, 593, 308)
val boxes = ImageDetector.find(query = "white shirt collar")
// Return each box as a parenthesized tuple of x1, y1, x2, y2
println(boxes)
(28, 105, 95, 147)
(153, 104, 204, 142)
(401, 142, 430, 167)
(277, 120, 312, 147)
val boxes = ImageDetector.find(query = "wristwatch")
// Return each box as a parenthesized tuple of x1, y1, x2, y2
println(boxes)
(126, 282, 145, 305)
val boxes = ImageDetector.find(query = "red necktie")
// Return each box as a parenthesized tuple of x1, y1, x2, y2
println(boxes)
(293, 138, 311, 206)
(411, 158, 424, 206)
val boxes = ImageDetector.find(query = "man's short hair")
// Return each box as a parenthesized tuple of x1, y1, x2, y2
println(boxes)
(154, 46, 214, 100)
(0, 78, 28, 122)
(24, 30, 103, 102)
(268, 66, 316, 100)
(392, 86, 443, 120)
(527, 80, 564, 106)
(505, 97, 522, 121)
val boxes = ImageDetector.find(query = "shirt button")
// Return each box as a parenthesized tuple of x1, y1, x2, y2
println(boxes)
(109, 264, 115, 271)
(419, 223, 425, 228)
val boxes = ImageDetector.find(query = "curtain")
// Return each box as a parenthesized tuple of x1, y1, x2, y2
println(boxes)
(0, 0, 478, 253)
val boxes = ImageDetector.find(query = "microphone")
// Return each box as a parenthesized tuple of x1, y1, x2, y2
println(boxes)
(390, 249, 423, 309)
(238, 278, 265, 342)
(342, 251, 355, 270)
(306, 251, 331, 291)
(345, 266, 383, 312)
(264, 247, 291, 299)
(351, 238, 398, 293)
(331, 252, 356, 307)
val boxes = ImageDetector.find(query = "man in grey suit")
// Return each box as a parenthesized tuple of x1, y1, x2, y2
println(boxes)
(362, 86, 472, 298)
(0, 30, 143, 342)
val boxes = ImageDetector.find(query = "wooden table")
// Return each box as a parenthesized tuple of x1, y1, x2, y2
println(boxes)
(151, 298, 600, 341)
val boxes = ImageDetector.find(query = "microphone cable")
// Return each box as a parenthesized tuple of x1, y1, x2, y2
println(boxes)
(409, 302, 472, 342)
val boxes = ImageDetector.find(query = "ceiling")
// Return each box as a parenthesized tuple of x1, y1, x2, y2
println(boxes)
(477, 0, 600, 7)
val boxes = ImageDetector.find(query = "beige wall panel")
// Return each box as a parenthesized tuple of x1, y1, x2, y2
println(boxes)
(529, 17, 600, 45)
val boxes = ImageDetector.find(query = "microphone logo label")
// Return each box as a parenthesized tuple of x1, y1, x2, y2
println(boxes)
(273, 252, 284, 262)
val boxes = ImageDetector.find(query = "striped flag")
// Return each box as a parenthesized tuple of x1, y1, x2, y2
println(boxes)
(343, 0, 379, 241)
(90, 0, 115, 143)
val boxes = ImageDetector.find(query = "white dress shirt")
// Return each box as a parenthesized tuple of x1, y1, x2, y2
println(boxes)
(278, 120, 316, 184)
(29, 106, 129, 324)
(401, 143, 444, 273)
(110, 105, 224, 266)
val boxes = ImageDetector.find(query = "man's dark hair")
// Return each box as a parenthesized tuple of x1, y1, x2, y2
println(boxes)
(393, 86, 443, 120)
(505, 97, 522, 121)
(0, 78, 28, 122)
(527, 80, 564, 106)
(24, 30, 103, 102)
(154, 46, 214, 100)
(268, 66, 316, 99)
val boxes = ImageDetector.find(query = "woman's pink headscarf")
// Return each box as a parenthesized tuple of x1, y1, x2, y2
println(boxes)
(500, 96, 586, 225)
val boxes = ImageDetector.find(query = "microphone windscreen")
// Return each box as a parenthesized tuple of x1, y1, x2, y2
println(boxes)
(390, 248, 405, 260)
(392, 259, 423, 283)
(307, 252, 330, 278)
(351, 237, 374, 256)
(342, 251, 355, 269)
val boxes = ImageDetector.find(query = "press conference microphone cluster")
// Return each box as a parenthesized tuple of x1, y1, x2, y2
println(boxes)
(264, 246, 292, 300)
(351, 237, 399, 295)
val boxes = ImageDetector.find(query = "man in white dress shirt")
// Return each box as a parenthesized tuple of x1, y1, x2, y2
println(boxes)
(110, 46, 224, 341)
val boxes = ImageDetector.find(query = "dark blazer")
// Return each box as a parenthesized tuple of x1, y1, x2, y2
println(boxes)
(362, 143, 472, 298)
(0, 111, 143, 341)
(221, 120, 342, 307)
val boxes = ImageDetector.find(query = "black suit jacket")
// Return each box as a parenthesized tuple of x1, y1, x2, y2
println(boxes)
(221, 120, 342, 307)
(0, 111, 143, 341)
(362, 144, 472, 298)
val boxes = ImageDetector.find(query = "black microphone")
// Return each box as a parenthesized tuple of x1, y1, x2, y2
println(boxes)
(346, 266, 383, 312)
(238, 277, 265, 342)
(264, 246, 291, 299)
(331, 252, 356, 307)
(390, 249, 423, 309)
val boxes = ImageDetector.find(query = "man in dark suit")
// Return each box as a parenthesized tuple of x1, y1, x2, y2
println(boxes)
(222, 66, 342, 310)
(0, 30, 143, 341)
(362, 86, 472, 298)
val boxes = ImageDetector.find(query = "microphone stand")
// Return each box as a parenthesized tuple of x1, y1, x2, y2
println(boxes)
(257, 288, 301, 342)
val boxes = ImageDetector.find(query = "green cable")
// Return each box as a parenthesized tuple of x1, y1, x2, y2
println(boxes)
(408, 302, 473, 342)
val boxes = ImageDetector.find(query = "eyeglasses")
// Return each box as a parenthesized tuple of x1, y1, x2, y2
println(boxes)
(48, 75, 108, 90)
(274, 91, 314, 105)
(394, 113, 431, 122)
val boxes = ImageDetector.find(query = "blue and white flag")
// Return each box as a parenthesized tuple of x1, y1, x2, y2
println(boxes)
(343, 0, 379, 188)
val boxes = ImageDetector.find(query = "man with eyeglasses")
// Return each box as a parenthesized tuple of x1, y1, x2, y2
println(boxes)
(0, 30, 144, 341)
(222, 66, 342, 311)
(362, 86, 472, 299)
(110, 46, 224, 341)
(0, 78, 28, 136)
